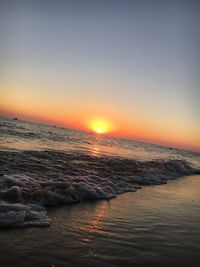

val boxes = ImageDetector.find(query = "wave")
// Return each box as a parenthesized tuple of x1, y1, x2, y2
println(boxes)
(0, 150, 199, 228)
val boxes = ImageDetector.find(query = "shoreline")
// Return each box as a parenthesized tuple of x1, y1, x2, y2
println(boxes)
(0, 175, 199, 267)
(0, 149, 199, 228)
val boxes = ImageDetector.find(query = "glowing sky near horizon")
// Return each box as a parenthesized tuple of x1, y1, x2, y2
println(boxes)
(0, 0, 200, 150)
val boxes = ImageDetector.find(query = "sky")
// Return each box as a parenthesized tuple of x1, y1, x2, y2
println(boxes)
(0, 0, 200, 151)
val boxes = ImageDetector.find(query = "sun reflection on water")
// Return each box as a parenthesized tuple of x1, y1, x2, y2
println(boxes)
(88, 202, 109, 233)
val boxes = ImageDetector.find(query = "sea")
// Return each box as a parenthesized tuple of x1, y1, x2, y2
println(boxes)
(0, 116, 200, 267)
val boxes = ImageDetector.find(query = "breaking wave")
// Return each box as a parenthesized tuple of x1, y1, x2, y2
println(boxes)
(0, 150, 199, 228)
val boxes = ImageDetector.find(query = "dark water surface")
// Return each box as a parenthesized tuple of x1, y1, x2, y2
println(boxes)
(0, 117, 200, 266)
(0, 175, 199, 267)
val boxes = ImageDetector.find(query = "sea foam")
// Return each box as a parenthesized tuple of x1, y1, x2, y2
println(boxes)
(0, 150, 199, 228)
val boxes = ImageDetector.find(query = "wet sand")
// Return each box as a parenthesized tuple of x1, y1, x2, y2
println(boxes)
(0, 175, 199, 267)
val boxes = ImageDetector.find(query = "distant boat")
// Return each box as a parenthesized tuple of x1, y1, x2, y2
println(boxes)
(13, 117, 18, 121)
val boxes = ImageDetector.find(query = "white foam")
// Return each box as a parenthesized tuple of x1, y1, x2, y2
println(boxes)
(0, 202, 51, 227)
(0, 150, 199, 228)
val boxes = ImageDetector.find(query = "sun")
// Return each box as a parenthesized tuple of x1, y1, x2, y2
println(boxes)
(96, 128, 103, 134)
(89, 119, 110, 134)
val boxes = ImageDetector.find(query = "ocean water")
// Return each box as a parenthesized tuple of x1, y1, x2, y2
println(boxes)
(0, 116, 199, 167)
(0, 116, 200, 266)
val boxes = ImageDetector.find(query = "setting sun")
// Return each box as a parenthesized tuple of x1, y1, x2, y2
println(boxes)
(89, 119, 111, 134)
(96, 128, 103, 134)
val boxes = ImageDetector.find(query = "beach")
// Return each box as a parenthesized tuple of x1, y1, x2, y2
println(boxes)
(1, 1, 199, 266)
(0, 175, 199, 267)
(0, 117, 200, 227)
(0, 117, 200, 266)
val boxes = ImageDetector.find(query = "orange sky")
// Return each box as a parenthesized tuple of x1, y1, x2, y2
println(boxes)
(0, 97, 199, 152)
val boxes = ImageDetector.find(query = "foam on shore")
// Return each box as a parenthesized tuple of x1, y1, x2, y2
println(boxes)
(0, 150, 199, 228)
